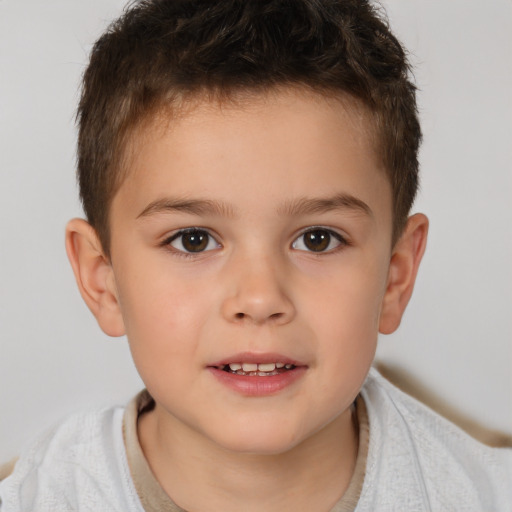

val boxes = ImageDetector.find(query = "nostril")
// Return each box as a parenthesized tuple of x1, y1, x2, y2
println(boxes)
(234, 311, 284, 322)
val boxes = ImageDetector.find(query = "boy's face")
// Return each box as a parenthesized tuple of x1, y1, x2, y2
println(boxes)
(108, 89, 394, 454)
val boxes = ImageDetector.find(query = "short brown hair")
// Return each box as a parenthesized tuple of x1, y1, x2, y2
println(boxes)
(77, 0, 421, 256)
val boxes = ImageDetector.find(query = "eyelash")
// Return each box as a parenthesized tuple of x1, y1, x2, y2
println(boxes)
(292, 226, 349, 254)
(161, 228, 221, 258)
(161, 226, 349, 257)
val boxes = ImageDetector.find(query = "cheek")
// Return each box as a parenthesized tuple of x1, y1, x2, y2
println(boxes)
(118, 253, 210, 323)
(303, 256, 387, 333)
(114, 263, 216, 369)
(120, 285, 208, 394)
(300, 253, 388, 377)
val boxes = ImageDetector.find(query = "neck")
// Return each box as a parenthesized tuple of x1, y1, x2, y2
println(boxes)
(138, 404, 359, 512)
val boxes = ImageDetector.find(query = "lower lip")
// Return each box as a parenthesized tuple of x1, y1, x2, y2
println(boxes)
(208, 367, 307, 396)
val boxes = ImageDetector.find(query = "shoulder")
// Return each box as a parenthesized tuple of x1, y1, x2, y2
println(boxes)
(356, 368, 512, 512)
(0, 404, 144, 512)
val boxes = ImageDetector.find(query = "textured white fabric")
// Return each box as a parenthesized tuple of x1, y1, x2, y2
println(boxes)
(356, 369, 512, 511)
(0, 407, 144, 512)
(1, 369, 511, 511)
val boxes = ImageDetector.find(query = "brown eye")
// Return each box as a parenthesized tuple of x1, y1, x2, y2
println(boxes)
(169, 229, 219, 253)
(182, 230, 208, 252)
(292, 228, 345, 253)
(303, 230, 330, 252)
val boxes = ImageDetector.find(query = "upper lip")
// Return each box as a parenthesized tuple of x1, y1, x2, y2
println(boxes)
(208, 352, 306, 368)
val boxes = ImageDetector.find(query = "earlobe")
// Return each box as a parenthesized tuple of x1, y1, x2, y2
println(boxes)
(379, 213, 429, 334)
(65, 218, 125, 337)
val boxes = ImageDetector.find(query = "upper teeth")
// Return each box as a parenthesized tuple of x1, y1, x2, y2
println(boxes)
(227, 362, 290, 372)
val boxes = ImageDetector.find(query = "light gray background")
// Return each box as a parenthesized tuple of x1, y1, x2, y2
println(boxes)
(1, 0, 511, 461)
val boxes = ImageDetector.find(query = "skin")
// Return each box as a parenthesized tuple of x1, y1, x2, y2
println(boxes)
(66, 88, 428, 511)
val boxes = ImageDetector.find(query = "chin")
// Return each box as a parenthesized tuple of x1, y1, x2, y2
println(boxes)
(207, 421, 308, 456)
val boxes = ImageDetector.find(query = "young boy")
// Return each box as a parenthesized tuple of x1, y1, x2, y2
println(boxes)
(1, 0, 510, 510)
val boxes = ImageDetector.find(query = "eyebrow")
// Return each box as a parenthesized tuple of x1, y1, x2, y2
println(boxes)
(137, 197, 235, 219)
(277, 193, 373, 218)
(137, 192, 372, 220)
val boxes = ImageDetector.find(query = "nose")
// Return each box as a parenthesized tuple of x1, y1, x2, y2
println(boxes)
(220, 253, 295, 326)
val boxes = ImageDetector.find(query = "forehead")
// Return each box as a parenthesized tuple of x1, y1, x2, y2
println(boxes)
(114, 87, 390, 228)
(129, 87, 379, 165)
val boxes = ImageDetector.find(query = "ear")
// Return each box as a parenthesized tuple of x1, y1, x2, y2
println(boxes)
(65, 218, 125, 337)
(379, 213, 429, 334)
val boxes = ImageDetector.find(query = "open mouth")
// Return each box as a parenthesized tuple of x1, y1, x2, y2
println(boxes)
(216, 362, 296, 377)
(209, 358, 306, 395)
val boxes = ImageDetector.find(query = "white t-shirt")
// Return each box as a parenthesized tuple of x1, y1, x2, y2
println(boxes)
(1, 368, 511, 511)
